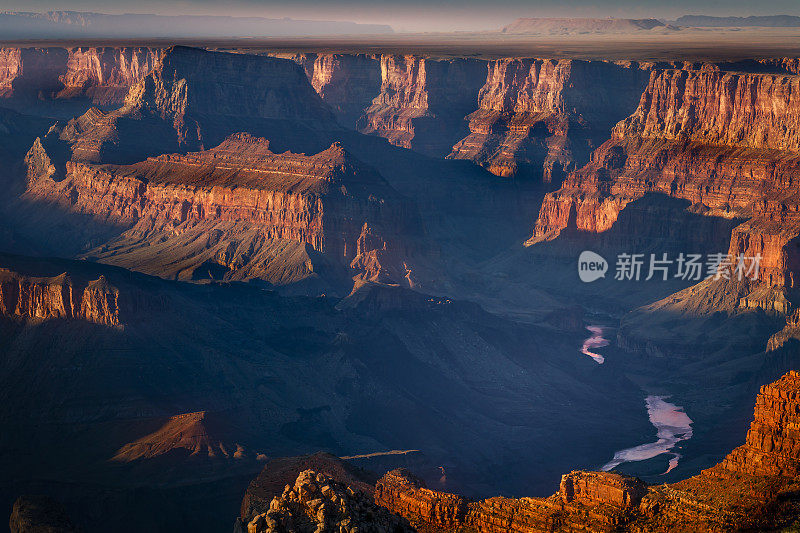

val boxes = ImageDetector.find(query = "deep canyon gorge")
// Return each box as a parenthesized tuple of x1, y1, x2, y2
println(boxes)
(0, 26, 800, 533)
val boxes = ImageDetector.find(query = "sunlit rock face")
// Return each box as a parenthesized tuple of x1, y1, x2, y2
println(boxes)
(0, 268, 119, 325)
(286, 52, 382, 129)
(369, 372, 800, 533)
(0, 46, 159, 106)
(531, 66, 800, 290)
(24, 133, 419, 288)
(358, 55, 487, 157)
(449, 58, 651, 182)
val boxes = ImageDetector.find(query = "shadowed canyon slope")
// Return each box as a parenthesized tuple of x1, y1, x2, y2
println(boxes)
(242, 371, 800, 533)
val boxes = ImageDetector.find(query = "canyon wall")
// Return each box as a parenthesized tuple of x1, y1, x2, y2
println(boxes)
(449, 59, 651, 181)
(371, 371, 800, 532)
(0, 268, 119, 325)
(283, 53, 381, 129)
(531, 66, 800, 290)
(358, 55, 487, 156)
(0, 47, 159, 106)
(25, 133, 417, 286)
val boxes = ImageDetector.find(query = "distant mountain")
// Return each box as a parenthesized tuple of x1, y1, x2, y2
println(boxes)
(0, 10, 393, 39)
(501, 17, 667, 34)
(673, 15, 800, 27)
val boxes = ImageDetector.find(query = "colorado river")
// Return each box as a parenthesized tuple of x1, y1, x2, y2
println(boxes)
(580, 325, 608, 364)
(602, 395, 694, 474)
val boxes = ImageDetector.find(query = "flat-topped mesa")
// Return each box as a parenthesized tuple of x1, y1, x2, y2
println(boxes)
(284, 53, 381, 129)
(25, 133, 416, 285)
(719, 370, 800, 477)
(0, 47, 158, 106)
(449, 58, 650, 181)
(358, 55, 487, 156)
(530, 67, 800, 290)
(0, 268, 119, 326)
(502, 17, 666, 34)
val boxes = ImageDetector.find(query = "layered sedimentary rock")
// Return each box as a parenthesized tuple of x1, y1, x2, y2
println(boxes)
(247, 470, 413, 533)
(358, 55, 486, 156)
(25, 133, 416, 287)
(449, 59, 650, 181)
(0, 267, 119, 325)
(374, 468, 648, 532)
(283, 53, 381, 129)
(0, 47, 158, 106)
(40, 46, 339, 166)
(372, 372, 800, 532)
(531, 66, 800, 290)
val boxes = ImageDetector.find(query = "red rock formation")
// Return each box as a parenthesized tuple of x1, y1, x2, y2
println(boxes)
(530, 66, 800, 290)
(241, 452, 378, 524)
(0, 47, 67, 99)
(0, 46, 157, 106)
(247, 470, 413, 533)
(57, 47, 160, 106)
(25, 133, 416, 286)
(0, 268, 119, 325)
(358, 55, 486, 156)
(284, 53, 381, 128)
(372, 372, 800, 532)
(448, 59, 650, 180)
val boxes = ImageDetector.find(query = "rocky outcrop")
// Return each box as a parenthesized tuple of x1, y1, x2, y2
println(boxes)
(372, 372, 800, 532)
(374, 468, 647, 532)
(284, 53, 381, 129)
(719, 370, 800, 476)
(9, 495, 75, 533)
(0, 47, 158, 106)
(449, 59, 650, 181)
(247, 470, 413, 533)
(240, 453, 378, 525)
(24, 132, 416, 287)
(530, 66, 800, 291)
(358, 55, 486, 156)
(0, 268, 119, 325)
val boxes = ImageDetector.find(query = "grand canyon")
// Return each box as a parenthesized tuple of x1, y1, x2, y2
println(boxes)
(2, 4, 800, 532)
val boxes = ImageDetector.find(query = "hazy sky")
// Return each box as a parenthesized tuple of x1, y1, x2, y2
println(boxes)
(5, 0, 800, 32)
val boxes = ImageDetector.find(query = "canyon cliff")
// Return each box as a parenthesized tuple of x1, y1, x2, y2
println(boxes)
(531, 66, 800, 291)
(24, 132, 418, 289)
(362, 371, 800, 532)
(0, 47, 159, 108)
(448, 59, 650, 181)
(283, 53, 381, 129)
(358, 55, 486, 156)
